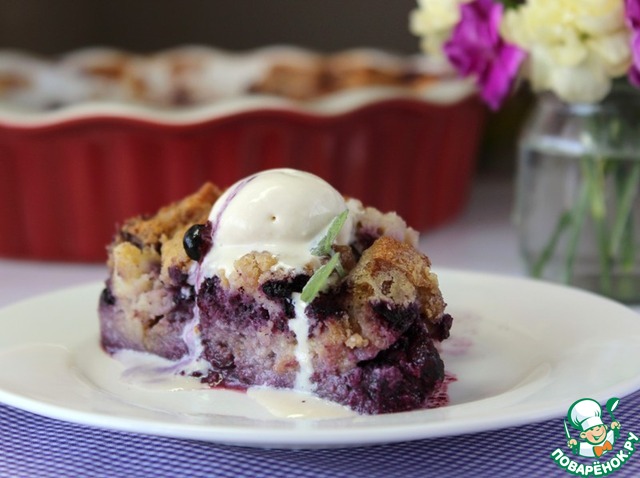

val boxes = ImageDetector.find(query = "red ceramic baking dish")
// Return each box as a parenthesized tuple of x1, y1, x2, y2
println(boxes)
(0, 47, 485, 262)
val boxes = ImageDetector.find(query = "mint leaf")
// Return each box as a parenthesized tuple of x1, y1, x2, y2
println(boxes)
(300, 253, 341, 303)
(311, 210, 349, 257)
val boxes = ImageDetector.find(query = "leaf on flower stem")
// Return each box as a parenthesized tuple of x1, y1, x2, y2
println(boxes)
(495, 0, 524, 9)
(300, 253, 341, 304)
(311, 210, 349, 257)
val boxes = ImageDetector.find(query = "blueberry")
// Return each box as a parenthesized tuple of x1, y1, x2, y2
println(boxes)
(261, 275, 310, 298)
(183, 224, 206, 261)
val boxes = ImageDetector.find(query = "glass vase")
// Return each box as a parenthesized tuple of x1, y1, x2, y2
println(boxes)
(514, 85, 640, 303)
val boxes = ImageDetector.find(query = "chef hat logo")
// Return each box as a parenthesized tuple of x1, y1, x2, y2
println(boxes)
(568, 398, 604, 432)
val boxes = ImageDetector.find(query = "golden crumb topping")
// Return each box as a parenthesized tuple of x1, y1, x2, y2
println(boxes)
(347, 235, 446, 349)
(118, 182, 221, 248)
(108, 182, 221, 280)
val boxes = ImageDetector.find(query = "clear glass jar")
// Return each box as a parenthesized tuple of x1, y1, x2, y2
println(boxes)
(514, 85, 640, 303)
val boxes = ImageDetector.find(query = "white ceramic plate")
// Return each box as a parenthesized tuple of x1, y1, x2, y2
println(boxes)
(1, 269, 639, 449)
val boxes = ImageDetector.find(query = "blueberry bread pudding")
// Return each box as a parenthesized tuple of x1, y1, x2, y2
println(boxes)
(99, 169, 453, 414)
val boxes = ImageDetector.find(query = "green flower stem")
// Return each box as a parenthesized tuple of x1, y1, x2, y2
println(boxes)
(610, 162, 640, 268)
(594, 203, 612, 294)
(531, 210, 572, 278)
(621, 216, 636, 273)
(563, 180, 590, 283)
(583, 157, 612, 294)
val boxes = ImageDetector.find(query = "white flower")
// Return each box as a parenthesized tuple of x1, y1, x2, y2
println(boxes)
(409, 0, 472, 57)
(501, 0, 632, 103)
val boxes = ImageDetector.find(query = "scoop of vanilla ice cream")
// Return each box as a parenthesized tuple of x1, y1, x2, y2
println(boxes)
(200, 169, 354, 277)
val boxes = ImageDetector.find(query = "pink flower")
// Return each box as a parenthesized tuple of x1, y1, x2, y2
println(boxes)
(444, 0, 525, 110)
(625, 0, 640, 86)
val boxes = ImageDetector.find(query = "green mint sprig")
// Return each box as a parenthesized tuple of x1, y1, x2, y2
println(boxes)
(311, 210, 349, 256)
(301, 210, 349, 303)
(300, 253, 341, 303)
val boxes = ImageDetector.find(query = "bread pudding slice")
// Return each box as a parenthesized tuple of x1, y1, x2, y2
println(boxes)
(99, 183, 221, 360)
(98, 169, 452, 414)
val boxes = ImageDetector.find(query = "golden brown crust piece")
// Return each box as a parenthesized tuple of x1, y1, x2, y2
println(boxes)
(117, 182, 221, 248)
(250, 63, 326, 101)
(108, 182, 221, 283)
(304, 235, 448, 369)
(347, 236, 446, 348)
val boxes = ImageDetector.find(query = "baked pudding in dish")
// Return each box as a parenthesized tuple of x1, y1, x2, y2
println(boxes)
(0, 47, 483, 262)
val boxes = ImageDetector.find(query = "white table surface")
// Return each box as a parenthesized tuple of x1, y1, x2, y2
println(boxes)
(1, 176, 638, 314)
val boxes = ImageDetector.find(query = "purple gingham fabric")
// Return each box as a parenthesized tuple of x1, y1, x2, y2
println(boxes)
(1, 389, 639, 478)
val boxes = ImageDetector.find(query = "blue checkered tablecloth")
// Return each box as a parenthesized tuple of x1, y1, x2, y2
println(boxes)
(1, 389, 639, 478)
